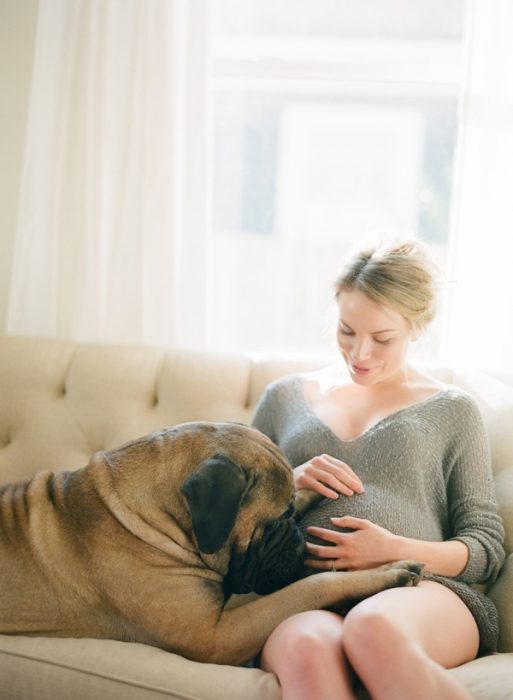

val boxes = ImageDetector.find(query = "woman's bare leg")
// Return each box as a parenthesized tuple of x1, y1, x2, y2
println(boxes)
(260, 610, 355, 700)
(342, 581, 478, 700)
(260, 581, 478, 700)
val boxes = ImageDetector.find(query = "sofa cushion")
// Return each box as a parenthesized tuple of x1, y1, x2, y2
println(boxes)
(449, 652, 513, 700)
(0, 635, 281, 700)
(494, 467, 513, 555)
(488, 553, 513, 653)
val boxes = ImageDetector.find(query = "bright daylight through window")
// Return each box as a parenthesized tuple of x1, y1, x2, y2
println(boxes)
(209, 0, 467, 357)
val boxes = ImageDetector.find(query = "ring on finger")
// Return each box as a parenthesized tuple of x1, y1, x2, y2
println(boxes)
(330, 560, 337, 573)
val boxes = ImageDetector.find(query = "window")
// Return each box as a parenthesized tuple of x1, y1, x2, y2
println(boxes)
(209, 0, 467, 356)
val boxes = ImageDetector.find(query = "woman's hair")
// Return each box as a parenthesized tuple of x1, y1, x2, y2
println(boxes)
(334, 239, 438, 335)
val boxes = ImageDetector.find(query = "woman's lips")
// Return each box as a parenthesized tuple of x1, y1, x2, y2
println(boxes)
(351, 365, 375, 375)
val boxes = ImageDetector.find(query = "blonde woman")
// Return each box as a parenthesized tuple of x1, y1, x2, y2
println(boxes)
(252, 241, 505, 700)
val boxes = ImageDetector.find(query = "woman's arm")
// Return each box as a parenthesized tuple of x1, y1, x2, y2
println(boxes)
(392, 534, 469, 577)
(305, 516, 469, 576)
(444, 394, 505, 583)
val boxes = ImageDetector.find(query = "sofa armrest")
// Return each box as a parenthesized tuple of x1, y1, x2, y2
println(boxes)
(488, 553, 513, 652)
(494, 467, 513, 555)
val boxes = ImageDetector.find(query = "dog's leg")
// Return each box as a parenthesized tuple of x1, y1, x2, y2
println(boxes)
(142, 560, 424, 666)
(211, 561, 424, 665)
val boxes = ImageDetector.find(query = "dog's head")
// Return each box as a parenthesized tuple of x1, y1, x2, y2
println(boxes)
(179, 423, 306, 595)
(222, 505, 306, 595)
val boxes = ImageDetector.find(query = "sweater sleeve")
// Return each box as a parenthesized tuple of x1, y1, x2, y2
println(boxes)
(250, 383, 278, 442)
(447, 394, 506, 585)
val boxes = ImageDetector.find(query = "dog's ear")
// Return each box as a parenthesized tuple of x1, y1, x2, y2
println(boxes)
(181, 454, 250, 554)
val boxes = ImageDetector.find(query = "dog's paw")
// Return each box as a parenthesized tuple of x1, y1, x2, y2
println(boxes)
(383, 560, 425, 587)
(387, 560, 425, 576)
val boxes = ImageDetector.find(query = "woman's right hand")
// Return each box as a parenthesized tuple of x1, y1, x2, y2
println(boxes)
(293, 455, 364, 499)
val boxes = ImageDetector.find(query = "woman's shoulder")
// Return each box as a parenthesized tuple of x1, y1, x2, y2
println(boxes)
(410, 367, 477, 404)
(436, 384, 484, 417)
(408, 367, 475, 406)
(415, 376, 484, 426)
(258, 373, 305, 405)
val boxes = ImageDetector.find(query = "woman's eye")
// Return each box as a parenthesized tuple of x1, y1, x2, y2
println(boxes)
(374, 338, 392, 345)
(338, 327, 353, 336)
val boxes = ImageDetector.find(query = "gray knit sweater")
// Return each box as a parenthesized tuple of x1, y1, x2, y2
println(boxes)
(251, 374, 506, 653)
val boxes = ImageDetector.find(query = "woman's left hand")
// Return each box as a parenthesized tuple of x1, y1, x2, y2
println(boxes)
(305, 516, 399, 571)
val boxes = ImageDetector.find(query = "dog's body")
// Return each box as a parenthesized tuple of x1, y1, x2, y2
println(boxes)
(0, 422, 422, 665)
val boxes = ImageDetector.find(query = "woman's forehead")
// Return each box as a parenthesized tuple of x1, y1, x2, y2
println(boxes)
(337, 289, 407, 330)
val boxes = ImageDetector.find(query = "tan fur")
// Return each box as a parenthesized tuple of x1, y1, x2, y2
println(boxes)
(0, 421, 422, 665)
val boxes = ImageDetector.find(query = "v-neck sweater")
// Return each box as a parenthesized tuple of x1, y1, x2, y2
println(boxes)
(251, 374, 506, 653)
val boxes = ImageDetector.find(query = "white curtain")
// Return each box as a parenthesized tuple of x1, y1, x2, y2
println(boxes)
(7, 0, 210, 348)
(443, 0, 513, 372)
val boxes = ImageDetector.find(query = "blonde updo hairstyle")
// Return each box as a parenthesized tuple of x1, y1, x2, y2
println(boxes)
(334, 240, 438, 337)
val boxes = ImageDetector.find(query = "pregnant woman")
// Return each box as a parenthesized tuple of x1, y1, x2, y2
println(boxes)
(252, 240, 505, 700)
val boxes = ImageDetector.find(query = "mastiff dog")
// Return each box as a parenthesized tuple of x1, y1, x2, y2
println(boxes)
(0, 421, 423, 665)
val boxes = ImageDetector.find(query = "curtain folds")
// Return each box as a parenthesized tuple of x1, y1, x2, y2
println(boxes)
(444, 0, 513, 371)
(7, 0, 210, 348)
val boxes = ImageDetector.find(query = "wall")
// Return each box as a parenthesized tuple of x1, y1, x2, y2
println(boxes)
(0, 0, 39, 332)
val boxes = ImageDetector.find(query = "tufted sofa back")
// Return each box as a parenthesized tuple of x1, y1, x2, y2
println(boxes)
(0, 336, 336, 480)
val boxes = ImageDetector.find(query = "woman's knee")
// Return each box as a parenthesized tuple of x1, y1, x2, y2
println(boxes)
(261, 610, 344, 673)
(342, 605, 414, 668)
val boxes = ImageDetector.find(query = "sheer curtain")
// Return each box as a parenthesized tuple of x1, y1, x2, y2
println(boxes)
(7, 0, 210, 348)
(443, 0, 513, 372)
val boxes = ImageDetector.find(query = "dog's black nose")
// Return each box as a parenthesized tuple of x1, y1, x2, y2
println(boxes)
(253, 517, 306, 595)
(224, 517, 306, 597)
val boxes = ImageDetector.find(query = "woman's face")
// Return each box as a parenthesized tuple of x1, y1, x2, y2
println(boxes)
(336, 289, 414, 386)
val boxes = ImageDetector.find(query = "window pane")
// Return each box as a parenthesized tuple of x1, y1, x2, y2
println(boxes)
(209, 1, 466, 356)
(213, 0, 466, 42)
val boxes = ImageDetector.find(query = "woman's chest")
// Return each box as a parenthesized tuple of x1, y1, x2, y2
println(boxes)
(309, 388, 419, 442)
(278, 406, 445, 483)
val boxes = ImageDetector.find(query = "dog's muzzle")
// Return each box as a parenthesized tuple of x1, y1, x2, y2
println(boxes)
(224, 517, 306, 597)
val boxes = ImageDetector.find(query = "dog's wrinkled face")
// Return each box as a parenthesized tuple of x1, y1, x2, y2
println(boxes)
(179, 423, 306, 596)
(223, 508, 306, 596)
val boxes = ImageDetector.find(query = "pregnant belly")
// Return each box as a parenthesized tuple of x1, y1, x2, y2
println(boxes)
(297, 487, 444, 544)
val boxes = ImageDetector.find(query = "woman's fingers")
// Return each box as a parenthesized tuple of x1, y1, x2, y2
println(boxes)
(330, 515, 368, 529)
(302, 477, 341, 499)
(304, 455, 364, 496)
(308, 468, 356, 498)
(305, 543, 336, 559)
(306, 526, 345, 546)
(320, 455, 365, 493)
(304, 557, 340, 571)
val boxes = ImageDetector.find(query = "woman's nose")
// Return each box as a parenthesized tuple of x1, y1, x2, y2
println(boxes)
(353, 337, 373, 360)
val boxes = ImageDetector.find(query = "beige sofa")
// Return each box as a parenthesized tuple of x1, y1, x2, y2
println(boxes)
(0, 335, 512, 700)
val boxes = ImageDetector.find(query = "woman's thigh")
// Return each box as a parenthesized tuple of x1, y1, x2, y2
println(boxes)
(345, 580, 480, 667)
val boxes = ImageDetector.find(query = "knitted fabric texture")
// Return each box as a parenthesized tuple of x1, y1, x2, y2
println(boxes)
(251, 375, 506, 654)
